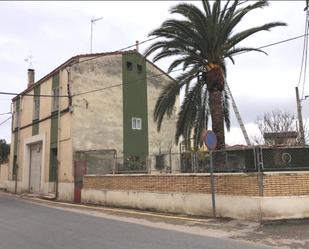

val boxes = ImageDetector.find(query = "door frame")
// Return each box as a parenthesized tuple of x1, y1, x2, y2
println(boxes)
(22, 134, 46, 193)
(29, 142, 43, 193)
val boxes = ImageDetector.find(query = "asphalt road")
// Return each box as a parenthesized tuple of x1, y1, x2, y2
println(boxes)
(0, 193, 272, 249)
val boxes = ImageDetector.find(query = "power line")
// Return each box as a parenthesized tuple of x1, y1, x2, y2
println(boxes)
(0, 112, 11, 115)
(74, 33, 309, 97)
(1, 32, 307, 100)
(0, 116, 12, 126)
(297, 9, 309, 100)
(70, 0, 250, 66)
(0, 91, 68, 98)
(0, 0, 252, 99)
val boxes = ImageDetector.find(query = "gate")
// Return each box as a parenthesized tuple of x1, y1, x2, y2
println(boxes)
(74, 160, 87, 203)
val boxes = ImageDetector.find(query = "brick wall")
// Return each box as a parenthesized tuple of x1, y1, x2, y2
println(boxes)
(84, 172, 309, 197)
(263, 173, 309, 196)
(84, 173, 260, 196)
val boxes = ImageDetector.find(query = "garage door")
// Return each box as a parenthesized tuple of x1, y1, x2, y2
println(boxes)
(29, 143, 42, 193)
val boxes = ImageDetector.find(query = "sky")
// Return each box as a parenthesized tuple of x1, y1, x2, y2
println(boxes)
(0, 1, 309, 146)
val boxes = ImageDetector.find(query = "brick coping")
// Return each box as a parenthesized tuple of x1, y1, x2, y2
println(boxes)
(84, 171, 309, 177)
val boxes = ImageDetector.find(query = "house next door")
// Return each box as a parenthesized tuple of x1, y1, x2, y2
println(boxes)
(29, 143, 42, 193)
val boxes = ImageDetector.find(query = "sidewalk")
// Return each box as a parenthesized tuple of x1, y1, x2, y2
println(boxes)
(3, 191, 309, 249)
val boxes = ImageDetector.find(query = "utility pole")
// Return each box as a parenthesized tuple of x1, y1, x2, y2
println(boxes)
(90, 17, 103, 53)
(296, 86, 306, 145)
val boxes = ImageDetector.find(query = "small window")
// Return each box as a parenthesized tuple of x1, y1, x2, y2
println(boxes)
(132, 117, 142, 130)
(137, 64, 143, 74)
(126, 61, 133, 71)
(52, 87, 59, 112)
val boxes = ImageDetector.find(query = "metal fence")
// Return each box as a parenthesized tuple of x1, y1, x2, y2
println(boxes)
(258, 146, 309, 171)
(74, 146, 309, 175)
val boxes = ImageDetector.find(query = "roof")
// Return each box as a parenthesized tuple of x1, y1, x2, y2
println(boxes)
(12, 50, 176, 101)
(264, 131, 298, 139)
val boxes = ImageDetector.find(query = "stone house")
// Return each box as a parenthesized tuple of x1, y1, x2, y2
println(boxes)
(5, 50, 178, 201)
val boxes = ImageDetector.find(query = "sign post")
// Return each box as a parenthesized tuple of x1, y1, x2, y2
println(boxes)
(203, 130, 217, 218)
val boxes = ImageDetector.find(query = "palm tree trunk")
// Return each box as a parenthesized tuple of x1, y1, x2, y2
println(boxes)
(209, 90, 225, 150)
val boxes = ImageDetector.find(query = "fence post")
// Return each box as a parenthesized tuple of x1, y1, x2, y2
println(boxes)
(147, 155, 151, 174)
(169, 150, 172, 173)
(256, 146, 264, 197)
(210, 151, 216, 218)
(112, 156, 115, 174)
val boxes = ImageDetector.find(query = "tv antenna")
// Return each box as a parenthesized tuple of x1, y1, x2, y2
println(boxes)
(90, 17, 103, 53)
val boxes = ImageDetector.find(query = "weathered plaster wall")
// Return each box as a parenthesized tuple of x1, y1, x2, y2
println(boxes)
(0, 163, 9, 183)
(8, 68, 73, 195)
(146, 62, 179, 171)
(71, 55, 123, 155)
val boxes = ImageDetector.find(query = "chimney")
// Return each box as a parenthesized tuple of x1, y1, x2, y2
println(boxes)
(135, 40, 139, 52)
(27, 68, 35, 87)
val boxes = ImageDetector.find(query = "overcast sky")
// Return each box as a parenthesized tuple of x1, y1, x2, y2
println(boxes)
(0, 1, 308, 145)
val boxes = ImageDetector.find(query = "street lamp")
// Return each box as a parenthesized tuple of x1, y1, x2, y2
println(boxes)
(90, 17, 103, 53)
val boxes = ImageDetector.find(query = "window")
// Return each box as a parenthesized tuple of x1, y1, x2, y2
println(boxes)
(126, 61, 133, 71)
(137, 64, 143, 74)
(132, 117, 142, 130)
(52, 87, 59, 112)
(33, 97, 39, 120)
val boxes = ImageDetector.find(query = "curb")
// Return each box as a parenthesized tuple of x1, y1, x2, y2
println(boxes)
(6, 191, 213, 224)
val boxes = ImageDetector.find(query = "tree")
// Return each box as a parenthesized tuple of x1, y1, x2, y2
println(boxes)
(144, 0, 286, 150)
(0, 139, 10, 164)
(253, 110, 300, 145)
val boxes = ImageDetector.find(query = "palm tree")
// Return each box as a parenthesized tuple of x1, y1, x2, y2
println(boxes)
(144, 0, 286, 150)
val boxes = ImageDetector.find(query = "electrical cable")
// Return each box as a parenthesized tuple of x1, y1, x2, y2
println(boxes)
(0, 1, 303, 99)
(69, 0, 250, 66)
(297, 12, 308, 88)
(301, 10, 309, 99)
(0, 116, 12, 126)
(1, 32, 308, 99)
(0, 112, 11, 115)
(74, 33, 309, 97)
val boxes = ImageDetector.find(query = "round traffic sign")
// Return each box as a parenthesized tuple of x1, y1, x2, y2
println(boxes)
(203, 130, 217, 150)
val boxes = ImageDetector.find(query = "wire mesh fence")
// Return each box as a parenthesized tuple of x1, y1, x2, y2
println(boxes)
(180, 147, 258, 173)
(259, 146, 309, 171)
(74, 146, 309, 175)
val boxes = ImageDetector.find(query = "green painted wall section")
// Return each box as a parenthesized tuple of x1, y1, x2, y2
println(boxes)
(49, 148, 57, 181)
(50, 115, 58, 148)
(122, 53, 148, 161)
(32, 85, 40, 135)
(33, 84, 40, 96)
(32, 121, 39, 135)
(49, 73, 59, 181)
(13, 131, 18, 155)
(52, 73, 59, 88)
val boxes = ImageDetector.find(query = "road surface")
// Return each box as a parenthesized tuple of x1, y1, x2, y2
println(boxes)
(0, 193, 271, 249)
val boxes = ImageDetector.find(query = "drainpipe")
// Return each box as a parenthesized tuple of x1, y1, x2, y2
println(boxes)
(55, 80, 62, 199)
(55, 67, 72, 199)
(14, 95, 22, 193)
